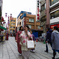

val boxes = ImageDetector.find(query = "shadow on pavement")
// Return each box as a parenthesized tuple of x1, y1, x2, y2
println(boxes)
(56, 57, 59, 59)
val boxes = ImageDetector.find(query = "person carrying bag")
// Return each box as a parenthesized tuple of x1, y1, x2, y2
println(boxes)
(20, 25, 34, 59)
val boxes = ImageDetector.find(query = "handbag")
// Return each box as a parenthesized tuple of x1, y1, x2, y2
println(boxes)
(27, 40, 35, 49)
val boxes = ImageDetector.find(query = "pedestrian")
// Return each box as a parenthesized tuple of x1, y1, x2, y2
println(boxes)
(51, 26, 59, 59)
(6, 31, 8, 40)
(16, 26, 23, 55)
(20, 25, 33, 59)
(45, 28, 52, 53)
(30, 30, 35, 53)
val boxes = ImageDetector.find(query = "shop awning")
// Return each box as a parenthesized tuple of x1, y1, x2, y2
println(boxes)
(0, 26, 7, 30)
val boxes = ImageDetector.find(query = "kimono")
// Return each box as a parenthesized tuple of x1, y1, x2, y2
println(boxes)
(16, 31, 22, 54)
(19, 31, 33, 59)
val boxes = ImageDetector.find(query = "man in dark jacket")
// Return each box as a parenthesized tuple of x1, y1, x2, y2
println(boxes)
(45, 28, 52, 53)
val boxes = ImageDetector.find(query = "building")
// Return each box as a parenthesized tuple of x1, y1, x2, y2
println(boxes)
(0, 0, 6, 31)
(9, 18, 16, 34)
(50, 0, 59, 29)
(39, 0, 46, 32)
(0, 0, 2, 21)
(17, 11, 43, 37)
(40, 0, 59, 32)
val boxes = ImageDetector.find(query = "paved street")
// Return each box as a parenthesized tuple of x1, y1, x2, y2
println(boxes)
(0, 37, 59, 59)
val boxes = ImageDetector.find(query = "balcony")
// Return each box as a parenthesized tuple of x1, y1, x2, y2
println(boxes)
(50, 17, 59, 24)
(40, 10, 46, 18)
(50, 1, 59, 9)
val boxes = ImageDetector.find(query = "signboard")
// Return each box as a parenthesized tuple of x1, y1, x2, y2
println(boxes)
(36, 0, 39, 20)
(50, 24, 59, 29)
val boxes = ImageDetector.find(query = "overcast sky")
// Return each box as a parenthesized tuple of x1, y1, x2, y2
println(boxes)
(2, 0, 37, 23)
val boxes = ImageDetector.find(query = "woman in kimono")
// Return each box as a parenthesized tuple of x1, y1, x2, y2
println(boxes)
(16, 26, 23, 55)
(20, 25, 33, 59)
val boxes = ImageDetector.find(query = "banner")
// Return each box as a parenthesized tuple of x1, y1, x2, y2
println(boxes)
(10, 14, 13, 20)
(5, 13, 7, 17)
(36, 0, 40, 20)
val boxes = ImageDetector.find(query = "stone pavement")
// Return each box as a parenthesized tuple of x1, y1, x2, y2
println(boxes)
(0, 37, 59, 59)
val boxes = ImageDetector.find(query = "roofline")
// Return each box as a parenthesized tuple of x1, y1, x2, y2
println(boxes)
(17, 11, 31, 18)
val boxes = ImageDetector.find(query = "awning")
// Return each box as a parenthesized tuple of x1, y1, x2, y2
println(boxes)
(0, 26, 7, 30)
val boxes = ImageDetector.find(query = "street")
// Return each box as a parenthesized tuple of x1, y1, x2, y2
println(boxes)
(0, 37, 59, 59)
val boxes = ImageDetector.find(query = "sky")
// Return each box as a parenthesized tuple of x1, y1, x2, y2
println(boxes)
(2, 0, 37, 23)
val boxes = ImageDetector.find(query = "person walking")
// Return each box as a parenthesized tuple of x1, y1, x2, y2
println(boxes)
(6, 31, 8, 40)
(45, 28, 52, 53)
(51, 26, 59, 59)
(16, 26, 23, 55)
(30, 30, 35, 53)
(20, 25, 33, 59)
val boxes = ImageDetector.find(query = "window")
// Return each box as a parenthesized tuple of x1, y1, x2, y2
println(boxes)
(10, 30, 12, 33)
(11, 20, 15, 22)
(11, 23, 15, 25)
(41, 4, 45, 11)
(13, 27, 15, 28)
(38, 26, 41, 29)
(50, 10, 59, 19)
(13, 20, 15, 22)
(50, 12, 55, 19)
(50, 0, 59, 6)
(28, 25, 31, 29)
(13, 23, 15, 25)
(41, 16, 46, 20)
(11, 20, 13, 22)
(55, 11, 59, 17)
(29, 19, 34, 22)
(10, 27, 12, 28)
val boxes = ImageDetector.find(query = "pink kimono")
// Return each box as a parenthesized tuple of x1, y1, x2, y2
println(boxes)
(16, 31, 22, 54)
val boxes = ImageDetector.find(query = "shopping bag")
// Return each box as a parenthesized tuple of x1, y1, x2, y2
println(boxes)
(27, 40, 35, 49)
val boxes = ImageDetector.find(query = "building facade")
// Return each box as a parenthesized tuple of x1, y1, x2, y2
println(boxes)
(17, 11, 43, 37)
(40, 0, 46, 32)
(0, 0, 2, 22)
(50, 0, 59, 29)
(9, 18, 16, 34)
(40, 0, 59, 32)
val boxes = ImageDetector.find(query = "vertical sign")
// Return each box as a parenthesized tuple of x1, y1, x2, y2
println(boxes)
(36, 0, 39, 20)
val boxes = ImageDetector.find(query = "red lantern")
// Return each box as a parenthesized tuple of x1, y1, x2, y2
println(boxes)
(37, 14, 39, 16)
(37, 17, 39, 20)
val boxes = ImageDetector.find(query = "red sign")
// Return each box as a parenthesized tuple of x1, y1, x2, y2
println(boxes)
(50, 24, 59, 29)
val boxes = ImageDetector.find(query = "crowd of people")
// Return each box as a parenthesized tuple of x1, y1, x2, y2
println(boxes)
(15, 25, 35, 59)
(15, 25, 59, 59)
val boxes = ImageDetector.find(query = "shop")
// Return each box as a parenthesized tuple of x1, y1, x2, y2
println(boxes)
(50, 24, 59, 29)
(0, 26, 7, 42)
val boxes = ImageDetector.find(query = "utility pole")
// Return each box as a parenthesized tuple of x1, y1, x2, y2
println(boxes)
(45, 0, 50, 28)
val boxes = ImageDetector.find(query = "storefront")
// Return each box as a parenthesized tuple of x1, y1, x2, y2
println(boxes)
(50, 24, 59, 29)
(0, 26, 7, 42)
